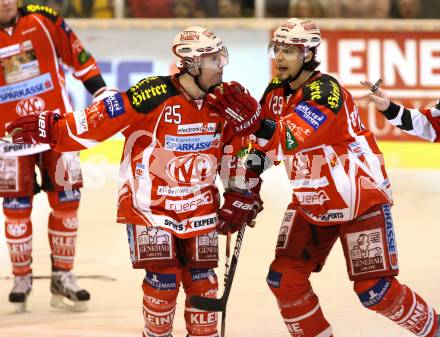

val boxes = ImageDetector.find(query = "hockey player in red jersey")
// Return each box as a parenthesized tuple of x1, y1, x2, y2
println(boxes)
(212, 18, 440, 336)
(0, 0, 111, 312)
(6, 26, 262, 337)
(361, 79, 440, 142)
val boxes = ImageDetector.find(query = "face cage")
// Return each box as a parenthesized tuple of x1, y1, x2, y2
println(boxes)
(195, 47, 229, 70)
(268, 41, 307, 59)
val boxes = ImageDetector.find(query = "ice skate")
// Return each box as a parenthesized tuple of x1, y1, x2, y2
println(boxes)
(436, 315, 440, 337)
(50, 271, 90, 312)
(8, 273, 33, 313)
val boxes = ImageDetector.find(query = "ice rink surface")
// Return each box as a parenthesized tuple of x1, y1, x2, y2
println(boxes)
(1, 162, 439, 337)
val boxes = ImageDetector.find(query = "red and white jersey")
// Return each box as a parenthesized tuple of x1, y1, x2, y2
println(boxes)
(257, 72, 392, 225)
(381, 102, 440, 142)
(0, 5, 101, 135)
(51, 75, 244, 238)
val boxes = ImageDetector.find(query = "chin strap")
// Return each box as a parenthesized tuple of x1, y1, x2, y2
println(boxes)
(0, 14, 18, 29)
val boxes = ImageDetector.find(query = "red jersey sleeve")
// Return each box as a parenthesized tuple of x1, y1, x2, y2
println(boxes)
(53, 92, 143, 152)
(52, 76, 181, 152)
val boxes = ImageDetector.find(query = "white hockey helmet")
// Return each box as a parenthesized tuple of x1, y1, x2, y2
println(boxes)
(272, 18, 321, 49)
(172, 26, 228, 70)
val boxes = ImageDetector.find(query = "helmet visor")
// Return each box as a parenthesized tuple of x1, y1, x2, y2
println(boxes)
(199, 47, 229, 69)
(268, 41, 303, 59)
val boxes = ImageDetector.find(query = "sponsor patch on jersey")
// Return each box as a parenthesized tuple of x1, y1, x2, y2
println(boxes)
(305, 210, 344, 222)
(163, 218, 184, 232)
(78, 50, 91, 65)
(276, 209, 295, 249)
(6, 223, 28, 237)
(190, 268, 216, 282)
(267, 269, 282, 288)
(145, 271, 177, 290)
(303, 77, 343, 114)
(59, 189, 81, 203)
(358, 277, 391, 307)
(135, 163, 146, 178)
(294, 102, 327, 130)
(0, 43, 22, 58)
(285, 128, 298, 151)
(349, 141, 365, 157)
(73, 109, 88, 135)
(62, 216, 78, 230)
(104, 92, 125, 118)
(3, 197, 32, 209)
(0, 157, 19, 192)
(157, 185, 202, 197)
(15, 96, 45, 116)
(0, 73, 53, 103)
(164, 134, 220, 152)
(290, 177, 329, 189)
(127, 76, 179, 113)
(327, 152, 339, 167)
(165, 153, 215, 185)
(285, 119, 312, 143)
(177, 122, 217, 135)
(137, 226, 172, 260)
(196, 230, 218, 261)
(24, 4, 58, 21)
(383, 204, 399, 270)
(347, 229, 386, 276)
(165, 191, 213, 213)
(295, 190, 329, 205)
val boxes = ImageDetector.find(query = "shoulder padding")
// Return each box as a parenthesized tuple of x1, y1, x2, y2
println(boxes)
(126, 76, 179, 114)
(21, 4, 59, 22)
(302, 74, 344, 114)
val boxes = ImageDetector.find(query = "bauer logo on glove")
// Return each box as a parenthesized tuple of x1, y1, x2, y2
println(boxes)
(216, 191, 263, 235)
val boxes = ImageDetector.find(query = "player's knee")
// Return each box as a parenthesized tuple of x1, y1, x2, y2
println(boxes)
(3, 197, 32, 222)
(48, 190, 81, 211)
(48, 190, 80, 217)
(266, 256, 311, 302)
(182, 268, 218, 298)
(354, 277, 404, 312)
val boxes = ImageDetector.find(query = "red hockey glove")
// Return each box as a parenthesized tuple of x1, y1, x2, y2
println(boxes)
(206, 81, 262, 137)
(217, 191, 263, 235)
(6, 111, 59, 145)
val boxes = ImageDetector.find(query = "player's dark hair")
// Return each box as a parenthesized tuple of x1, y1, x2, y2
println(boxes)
(303, 47, 320, 71)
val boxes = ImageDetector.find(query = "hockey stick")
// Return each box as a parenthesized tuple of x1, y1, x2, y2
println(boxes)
(190, 224, 246, 312)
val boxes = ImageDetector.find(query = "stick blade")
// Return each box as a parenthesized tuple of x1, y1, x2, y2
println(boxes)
(190, 295, 225, 312)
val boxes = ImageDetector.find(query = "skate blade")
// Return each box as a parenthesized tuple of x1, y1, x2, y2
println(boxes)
(12, 302, 27, 313)
(10, 291, 31, 313)
(50, 294, 88, 312)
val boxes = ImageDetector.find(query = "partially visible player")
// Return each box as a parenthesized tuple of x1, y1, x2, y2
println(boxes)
(0, 0, 111, 312)
(361, 79, 440, 141)
(6, 26, 262, 337)
(214, 18, 440, 337)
